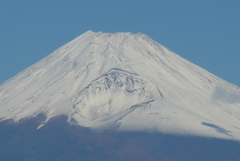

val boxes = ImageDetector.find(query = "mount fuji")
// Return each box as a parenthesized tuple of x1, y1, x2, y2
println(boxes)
(0, 31, 240, 161)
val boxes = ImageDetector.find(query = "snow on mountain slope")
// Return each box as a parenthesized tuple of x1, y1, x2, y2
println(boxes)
(0, 31, 240, 140)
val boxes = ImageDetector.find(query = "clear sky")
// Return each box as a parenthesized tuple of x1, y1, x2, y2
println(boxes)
(0, 1, 239, 87)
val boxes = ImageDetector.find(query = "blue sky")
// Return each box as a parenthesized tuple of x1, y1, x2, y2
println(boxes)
(0, 1, 239, 87)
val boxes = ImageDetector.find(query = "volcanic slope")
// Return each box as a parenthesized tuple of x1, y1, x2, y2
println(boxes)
(0, 31, 240, 141)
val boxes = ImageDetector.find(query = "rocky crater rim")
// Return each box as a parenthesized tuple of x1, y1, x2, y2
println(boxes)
(79, 30, 150, 42)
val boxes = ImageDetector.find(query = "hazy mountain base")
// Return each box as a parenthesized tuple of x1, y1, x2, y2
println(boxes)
(0, 114, 240, 161)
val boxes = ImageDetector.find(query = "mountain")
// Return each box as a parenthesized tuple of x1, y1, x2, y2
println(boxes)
(0, 31, 240, 161)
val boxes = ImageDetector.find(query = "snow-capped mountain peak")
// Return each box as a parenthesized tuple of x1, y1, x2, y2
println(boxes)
(0, 31, 240, 141)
